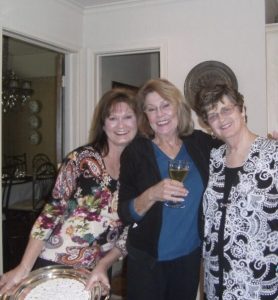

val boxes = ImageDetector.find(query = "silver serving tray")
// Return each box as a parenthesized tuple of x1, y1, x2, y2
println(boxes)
(1, 265, 102, 300)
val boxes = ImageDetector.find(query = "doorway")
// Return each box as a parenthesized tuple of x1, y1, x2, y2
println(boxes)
(99, 50, 160, 298)
(100, 51, 160, 94)
(2, 35, 65, 170)
(2, 35, 65, 271)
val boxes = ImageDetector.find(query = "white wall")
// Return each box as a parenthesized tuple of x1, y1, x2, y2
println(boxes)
(266, 24, 278, 133)
(84, 0, 267, 135)
(1, 0, 83, 51)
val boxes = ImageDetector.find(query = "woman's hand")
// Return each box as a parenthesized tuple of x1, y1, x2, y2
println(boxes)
(149, 178, 188, 203)
(0, 263, 30, 296)
(134, 178, 188, 215)
(85, 263, 110, 295)
(272, 130, 278, 140)
(85, 247, 123, 296)
(268, 130, 278, 140)
(0, 238, 44, 296)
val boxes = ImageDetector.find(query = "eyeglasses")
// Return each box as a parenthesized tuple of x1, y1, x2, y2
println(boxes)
(206, 104, 238, 123)
(144, 101, 172, 115)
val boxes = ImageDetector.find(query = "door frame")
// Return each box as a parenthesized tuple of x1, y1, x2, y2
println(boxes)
(91, 40, 168, 112)
(0, 30, 74, 273)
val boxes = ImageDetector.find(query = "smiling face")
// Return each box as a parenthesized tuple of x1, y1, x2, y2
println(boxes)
(144, 91, 178, 138)
(103, 102, 137, 150)
(207, 95, 245, 141)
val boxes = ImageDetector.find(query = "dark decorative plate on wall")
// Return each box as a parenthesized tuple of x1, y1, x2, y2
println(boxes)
(184, 60, 238, 110)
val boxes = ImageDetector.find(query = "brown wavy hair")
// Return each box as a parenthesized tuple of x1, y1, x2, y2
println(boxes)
(194, 84, 244, 125)
(89, 88, 138, 156)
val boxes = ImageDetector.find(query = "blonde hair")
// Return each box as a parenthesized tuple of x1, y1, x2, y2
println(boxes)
(136, 78, 193, 138)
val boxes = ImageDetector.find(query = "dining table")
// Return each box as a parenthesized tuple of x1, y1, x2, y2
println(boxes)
(2, 174, 54, 210)
(2, 175, 31, 206)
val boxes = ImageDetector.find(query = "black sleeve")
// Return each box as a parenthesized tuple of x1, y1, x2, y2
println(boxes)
(118, 144, 140, 225)
(192, 129, 223, 151)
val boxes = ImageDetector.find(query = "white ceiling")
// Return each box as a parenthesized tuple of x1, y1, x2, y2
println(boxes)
(67, 0, 137, 9)
(70, 0, 278, 23)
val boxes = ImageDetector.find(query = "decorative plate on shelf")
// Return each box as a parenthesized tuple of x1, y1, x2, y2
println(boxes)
(28, 100, 40, 113)
(28, 115, 41, 129)
(184, 60, 238, 110)
(29, 130, 41, 145)
(0, 265, 102, 300)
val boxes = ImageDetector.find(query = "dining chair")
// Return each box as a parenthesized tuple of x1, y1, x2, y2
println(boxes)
(3, 161, 57, 271)
(6, 161, 57, 213)
(2, 153, 28, 223)
(32, 153, 51, 173)
(32, 161, 57, 211)
(3, 153, 27, 177)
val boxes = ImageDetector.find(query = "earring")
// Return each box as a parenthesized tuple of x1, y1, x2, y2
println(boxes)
(243, 106, 247, 123)
(211, 131, 216, 139)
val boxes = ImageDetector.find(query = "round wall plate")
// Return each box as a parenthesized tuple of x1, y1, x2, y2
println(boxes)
(28, 115, 41, 129)
(28, 99, 40, 113)
(29, 130, 41, 145)
(184, 60, 238, 110)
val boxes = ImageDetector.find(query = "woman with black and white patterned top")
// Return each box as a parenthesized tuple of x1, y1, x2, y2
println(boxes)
(195, 84, 278, 300)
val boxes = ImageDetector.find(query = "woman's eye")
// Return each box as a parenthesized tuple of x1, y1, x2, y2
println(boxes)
(207, 114, 217, 121)
(124, 115, 133, 119)
(222, 107, 231, 114)
(108, 116, 116, 121)
(163, 103, 170, 108)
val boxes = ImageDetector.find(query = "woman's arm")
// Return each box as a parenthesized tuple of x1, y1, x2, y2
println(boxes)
(133, 179, 187, 215)
(118, 141, 187, 222)
(0, 153, 78, 296)
(85, 247, 123, 294)
(0, 238, 44, 295)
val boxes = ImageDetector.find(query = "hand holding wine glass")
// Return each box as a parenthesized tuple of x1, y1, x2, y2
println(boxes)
(165, 159, 189, 208)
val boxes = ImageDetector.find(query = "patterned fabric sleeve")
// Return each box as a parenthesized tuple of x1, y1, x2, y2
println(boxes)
(114, 225, 128, 258)
(30, 152, 78, 241)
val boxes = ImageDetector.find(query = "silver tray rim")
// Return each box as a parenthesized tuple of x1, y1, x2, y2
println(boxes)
(1, 265, 95, 300)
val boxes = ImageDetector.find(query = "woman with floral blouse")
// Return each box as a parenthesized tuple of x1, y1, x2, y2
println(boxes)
(0, 88, 138, 296)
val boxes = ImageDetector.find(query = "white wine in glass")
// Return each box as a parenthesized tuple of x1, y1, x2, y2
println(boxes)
(169, 167, 189, 182)
(165, 159, 189, 208)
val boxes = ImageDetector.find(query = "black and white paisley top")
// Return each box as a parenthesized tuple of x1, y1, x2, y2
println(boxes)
(203, 137, 278, 300)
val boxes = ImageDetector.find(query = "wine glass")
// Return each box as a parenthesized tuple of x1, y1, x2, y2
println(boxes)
(165, 159, 189, 208)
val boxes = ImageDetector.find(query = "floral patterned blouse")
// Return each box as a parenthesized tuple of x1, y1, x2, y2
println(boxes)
(30, 145, 126, 269)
